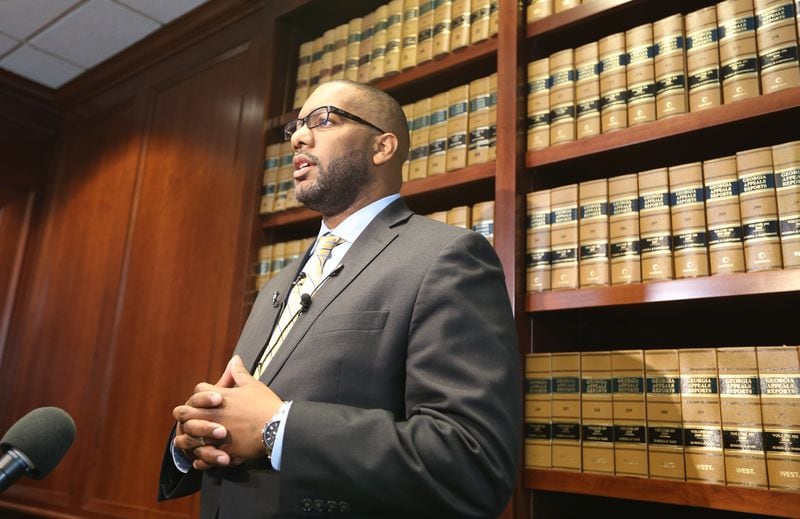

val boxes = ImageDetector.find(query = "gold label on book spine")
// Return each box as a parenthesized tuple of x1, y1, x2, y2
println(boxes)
(738, 147, 782, 271)
(755, 1, 800, 93)
(686, 6, 723, 111)
(718, 0, 760, 102)
(626, 24, 656, 126)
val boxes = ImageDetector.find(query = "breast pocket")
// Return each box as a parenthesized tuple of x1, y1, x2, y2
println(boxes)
(312, 311, 389, 335)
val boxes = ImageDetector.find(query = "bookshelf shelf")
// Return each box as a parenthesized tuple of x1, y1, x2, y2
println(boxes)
(524, 469, 799, 517)
(526, 0, 637, 38)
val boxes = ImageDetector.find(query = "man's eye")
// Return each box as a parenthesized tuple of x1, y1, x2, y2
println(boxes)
(318, 117, 334, 127)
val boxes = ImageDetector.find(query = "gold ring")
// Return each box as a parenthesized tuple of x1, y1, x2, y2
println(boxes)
(198, 436, 206, 446)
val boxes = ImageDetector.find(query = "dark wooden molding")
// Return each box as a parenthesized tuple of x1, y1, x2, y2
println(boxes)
(0, 70, 59, 136)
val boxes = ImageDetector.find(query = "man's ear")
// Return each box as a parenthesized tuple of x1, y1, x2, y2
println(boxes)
(372, 133, 399, 166)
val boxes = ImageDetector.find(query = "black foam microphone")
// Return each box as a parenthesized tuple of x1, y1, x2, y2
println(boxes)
(0, 407, 76, 493)
(299, 293, 312, 313)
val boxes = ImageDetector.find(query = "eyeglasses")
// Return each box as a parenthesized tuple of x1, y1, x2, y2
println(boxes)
(283, 105, 387, 141)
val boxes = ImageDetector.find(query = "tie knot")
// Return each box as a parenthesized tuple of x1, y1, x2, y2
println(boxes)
(313, 234, 343, 261)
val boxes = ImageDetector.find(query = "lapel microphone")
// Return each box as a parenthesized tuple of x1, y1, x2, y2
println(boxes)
(299, 293, 312, 313)
(271, 291, 280, 308)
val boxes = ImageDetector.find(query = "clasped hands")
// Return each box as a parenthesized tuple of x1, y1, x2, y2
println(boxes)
(173, 355, 283, 471)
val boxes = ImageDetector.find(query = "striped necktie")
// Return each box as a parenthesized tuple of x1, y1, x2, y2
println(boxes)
(254, 234, 343, 378)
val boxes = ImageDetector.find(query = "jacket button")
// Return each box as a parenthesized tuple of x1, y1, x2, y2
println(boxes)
(326, 500, 338, 512)
(300, 497, 313, 512)
(338, 500, 350, 513)
(314, 499, 325, 512)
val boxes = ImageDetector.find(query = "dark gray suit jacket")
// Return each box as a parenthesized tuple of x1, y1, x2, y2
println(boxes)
(159, 199, 522, 518)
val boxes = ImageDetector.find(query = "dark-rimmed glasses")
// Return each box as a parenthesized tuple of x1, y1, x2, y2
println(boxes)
(283, 105, 387, 141)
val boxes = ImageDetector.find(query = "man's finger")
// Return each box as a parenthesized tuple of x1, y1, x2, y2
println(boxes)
(229, 355, 256, 387)
(190, 445, 231, 470)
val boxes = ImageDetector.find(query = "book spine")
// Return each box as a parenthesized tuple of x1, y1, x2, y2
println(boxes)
(737, 146, 783, 271)
(471, 201, 495, 246)
(385, 0, 404, 76)
(613, 349, 648, 478)
(274, 142, 294, 211)
(654, 13, 688, 119)
(555, 0, 580, 13)
(450, 0, 472, 51)
(488, 72, 497, 161)
(344, 18, 363, 82)
(260, 143, 281, 215)
(527, 0, 553, 23)
(309, 36, 324, 93)
(645, 349, 686, 481)
(581, 351, 615, 474)
(319, 28, 335, 86)
(703, 155, 747, 274)
(331, 23, 349, 80)
(717, 0, 761, 103)
(401, 0, 420, 70)
(527, 58, 551, 151)
(446, 205, 471, 228)
(255, 244, 273, 290)
(433, 0, 453, 58)
(410, 97, 432, 180)
(771, 140, 800, 268)
(669, 162, 710, 278)
(357, 13, 375, 83)
(754, 0, 800, 94)
(270, 241, 286, 277)
(527, 189, 552, 292)
(369, 6, 389, 82)
(552, 351, 582, 471)
(417, 0, 436, 65)
(549, 48, 576, 145)
(599, 32, 628, 133)
(685, 6, 723, 111)
(626, 23, 656, 127)
(467, 76, 492, 166)
(489, 0, 499, 37)
(470, 0, 491, 44)
(575, 42, 600, 140)
(401, 103, 414, 181)
(639, 167, 674, 281)
(578, 178, 610, 287)
(446, 84, 470, 171)
(525, 353, 553, 469)
(550, 184, 579, 290)
(427, 92, 449, 176)
(293, 41, 313, 109)
(608, 173, 642, 284)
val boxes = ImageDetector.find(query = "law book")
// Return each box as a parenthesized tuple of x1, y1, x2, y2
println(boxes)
(550, 184, 579, 290)
(255, 244, 273, 291)
(555, 0, 580, 12)
(626, 23, 656, 127)
(703, 155, 747, 275)
(757, 345, 800, 491)
(270, 241, 287, 277)
(549, 48, 576, 145)
(737, 146, 783, 271)
(308, 36, 324, 94)
(639, 167, 674, 281)
(292, 40, 313, 109)
(319, 28, 335, 86)
(755, 0, 800, 93)
(385, 0, 404, 76)
(467, 75, 492, 166)
(446, 83, 470, 171)
(369, 6, 389, 82)
(358, 11, 375, 84)
(525, 353, 553, 469)
(599, 32, 628, 133)
(417, 0, 436, 65)
(487, 73, 497, 161)
(344, 17, 363, 82)
(578, 178, 609, 287)
(581, 351, 615, 474)
(260, 143, 280, 215)
(446, 205, 471, 228)
(718, 346, 769, 488)
(401, 0, 420, 70)
(450, 0, 472, 51)
(575, 42, 600, 140)
(772, 140, 800, 268)
(527, 189, 552, 292)
(284, 239, 303, 269)
(489, 0, 499, 38)
(427, 91, 449, 176)
(527, 0, 553, 23)
(551, 351, 582, 471)
(608, 173, 641, 285)
(470, 0, 491, 43)
(471, 201, 494, 246)
(654, 14, 688, 119)
(427, 210, 448, 223)
(645, 349, 686, 481)
(685, 6, 723, 111)
(669, 162, 709, 278)
(613, 349, 648, 478)
(273, 142, 294, 212)
(331, 23, 349, 80)
(433, 0, 453, 58)
(409, 97, 432, 180)
(717, 0, 761, 103)
(680, 348, 726, 485)
(401, 102, 414, 181)
(527, 57, 550, 151)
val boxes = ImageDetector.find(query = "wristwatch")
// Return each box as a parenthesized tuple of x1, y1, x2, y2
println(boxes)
(262, 419, 281, 463)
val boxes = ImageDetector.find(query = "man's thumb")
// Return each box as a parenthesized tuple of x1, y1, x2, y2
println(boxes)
(229, 355, 254, 386)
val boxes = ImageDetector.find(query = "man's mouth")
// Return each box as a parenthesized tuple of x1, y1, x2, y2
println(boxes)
(293, 155, 317, 178)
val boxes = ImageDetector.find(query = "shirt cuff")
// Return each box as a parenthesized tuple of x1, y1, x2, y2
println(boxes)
(171, 435, 193, 474)
(270, 401, 292, 471)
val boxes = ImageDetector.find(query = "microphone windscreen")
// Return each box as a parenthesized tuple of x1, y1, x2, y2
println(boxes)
(0, 407, 76, 479)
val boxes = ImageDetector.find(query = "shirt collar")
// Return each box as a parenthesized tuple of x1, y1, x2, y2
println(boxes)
(318, 193, 401, 244)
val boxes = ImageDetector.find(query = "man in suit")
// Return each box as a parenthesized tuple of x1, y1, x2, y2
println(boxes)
(159, 79, 521, 518)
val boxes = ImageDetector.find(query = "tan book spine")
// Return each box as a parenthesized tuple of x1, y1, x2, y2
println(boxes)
(578, 178, 609, 287)
(357, 12, 375, 84)
(527, 189, 552, 292)
(450, 0, 472, 50)
(402, 102, 414, 181)
(608, 173, 642, 285)
(417, 0, 436, 65)
(575, 42, 600, 140)
(427, 92, 449, 176)
(669, 162, 710, 278)
(551, 351, 582, 471)
(385, 0, 404, 76)
(555, 0, 580, 13)
(613, 349, 648, 478)
(737, 146, 783, 271)
(293, 41, 313, 109)
(717, 0, 761, 103)
(331, 23, 349, 80)
(284, 239, 302, 267)
(489, 0, 499, 37)
(654, 14, 688, 119)
(703, 155, 747, 274)
(409, 97, 432, 180)
(527, 0, 553, 23)
(645, 349, 686, 481)
(467, 76, 491, 166)
(274, 142, 294, 212)
(427, 210, 448, 223)
(344, 18, 363, 82)
(446, 205, 471, 228)
(319, 28, 335, 86)
(446, 84, 470, 171)
(369, 6, 389, 82)
(488, 72, 497, 161)
(270, 241, 286, 277)
(255, 244, 273, 290)
(260, 143, 281, 215)
(680, 348, 726, 484)
(550, 184, 579, 290)
(470, 0, 491, 43)
(471, 201, 494, 246)
(308, 36, 324, 93)
(718, 346, 769, 488)
(581, 351, 615, 474)
(757, 345, 800, 490)
(433, 0, 453, 58)
(626, 23, 656, 127)
(525, 353, 553, 469)
(401, 0, 420, 70)
(685, 6, 723, 111)
(772, 140, 800, 267)
(599, 32, 628, 133)
(527, 57, 550, 151)
(755, 0, 800, 93)
(639, 167, 674, 281)
(549, 48, 576, 145)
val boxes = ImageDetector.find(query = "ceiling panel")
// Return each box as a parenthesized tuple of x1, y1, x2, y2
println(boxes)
(0, 44, 84, 89)
(118, 0, 208, 24)
(0, 0, 80, 40)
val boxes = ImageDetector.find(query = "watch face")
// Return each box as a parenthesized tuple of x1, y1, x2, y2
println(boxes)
(263, 421, 280, 452)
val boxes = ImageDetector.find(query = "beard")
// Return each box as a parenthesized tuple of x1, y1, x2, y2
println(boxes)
(295, 148, 371, 216)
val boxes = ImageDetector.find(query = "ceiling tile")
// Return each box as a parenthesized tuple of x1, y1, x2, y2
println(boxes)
(29, 0, 159, 69)
(0, 45, 84, 88)
(0, 33, 19, 57)
(0, 0, 80, 40)
(117, 0, 208, 24)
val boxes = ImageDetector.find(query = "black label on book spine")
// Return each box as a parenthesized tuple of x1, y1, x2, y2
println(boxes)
(527, 112, 550, 129)
(526, 378, 551, 394)
(614, 377, 644, 393)
(708, 226, 744, 245)
(759, 46, 799, 70)
(640, 235, 672, 254)
(551, 247, 577, 264)
(720, 376, 761, 396)
(583, 424, 613, 442)
(610, 240, 640, 258)
(627, 82, 656, 103)
(673, 231, 707, 250)
(647, 377, 681, 394)
(684, 427, 723, 449)
(583, 378, 612, 394)
(742, 220, 780, 239)
(525, 422, 552, 439)
(763, 430, 800, 453)
(580, 243, 609, 260)
(722, 429, 764, 451)
(447, 133, 467, 148)
(721, 57, 758, 81)
(780, 216, 799, 236)
(576, 99, 600, 117)
(527, 250, 552, 268)
(681, 376, 719, 395)
(600, 90, 628, 110)
(656, 74, 686, 94)
(553, 376, 580, 394)
(553, 422, 581, 440)
(688, 68, 721, 89)
(615, 425, 647, 444)
(648, 426, 684, 446)
(776, 167, 800, 188)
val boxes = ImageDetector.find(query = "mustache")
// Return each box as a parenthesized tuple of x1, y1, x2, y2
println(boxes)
(294, 151, 320, 165)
